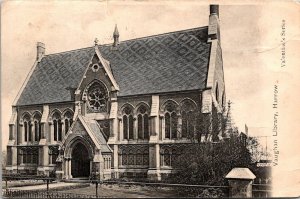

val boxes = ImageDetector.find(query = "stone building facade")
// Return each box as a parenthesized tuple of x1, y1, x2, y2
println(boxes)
(6, 5, 226, 180)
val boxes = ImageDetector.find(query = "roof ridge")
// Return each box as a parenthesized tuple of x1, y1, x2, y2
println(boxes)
(43, 26, 208, 56)
(116, 26, 208, 44)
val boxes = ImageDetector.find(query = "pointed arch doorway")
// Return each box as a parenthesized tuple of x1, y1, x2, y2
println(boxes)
(71, 142, 90, 178)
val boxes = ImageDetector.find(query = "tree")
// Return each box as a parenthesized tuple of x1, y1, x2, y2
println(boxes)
(170, 135, 254, 185)
(166, 101, 257, 185)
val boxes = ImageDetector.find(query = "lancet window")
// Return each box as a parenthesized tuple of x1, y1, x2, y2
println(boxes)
(164, 102, 178, 139)
(122, 106, 134, 140)
(137, 105, 149, 140)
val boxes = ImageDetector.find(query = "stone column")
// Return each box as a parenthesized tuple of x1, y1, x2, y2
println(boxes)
(61, 120, 65, 140)
(119, 119, 123, 141)
(225, 168, 256, 198)
(68, 159, 72, 178)
(111, 119, 118, 138)
(161, 115, 165, 140)
(147, 144, 161, 181)
(65, 158, 69, 179)
(19, 123, 24, 144)
(43, 145, 49, 169)
(48, 121, 53, 144)
(133, 117, 137, 140)
(32, 122, 36, 141)
(177, 114, 182, 138)
(113, 145, 119, 178)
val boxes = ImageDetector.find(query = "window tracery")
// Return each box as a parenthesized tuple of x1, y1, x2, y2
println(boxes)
(86, 81, 108, 112)
(181, 100, 196, 138)
(160, 146, 181, 167)
(164, 101, 178, 139)
(122, 106, 134, 140)
(64, 111, 73, 135)
(52, 112, 62, 141)
(23, 114, 31, 142)
(118, 145, 149, 166)
(33, 113, 41, 141)
(49, 146, 59, 165)
(137, 105, 149, 140)
(20, 147, 38, 164)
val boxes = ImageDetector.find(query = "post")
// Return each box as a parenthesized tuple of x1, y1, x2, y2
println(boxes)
(95, 181, 98, 198)
(46, 179, 49, 192)
(6, 178, 8, 190)
(225, 168, 256, 198)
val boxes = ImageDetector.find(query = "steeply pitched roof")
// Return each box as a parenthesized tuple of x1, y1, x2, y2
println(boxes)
(16, 27, 211, 106)
(81, 116, 112, 153)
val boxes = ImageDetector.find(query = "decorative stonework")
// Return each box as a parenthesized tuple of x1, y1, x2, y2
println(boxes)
(83, 80, 108, 113)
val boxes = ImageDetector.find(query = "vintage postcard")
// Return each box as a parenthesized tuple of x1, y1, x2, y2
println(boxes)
(1, 0, 299, 198)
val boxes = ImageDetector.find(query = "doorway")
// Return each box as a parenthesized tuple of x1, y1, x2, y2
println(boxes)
(71, 142, 90, 178)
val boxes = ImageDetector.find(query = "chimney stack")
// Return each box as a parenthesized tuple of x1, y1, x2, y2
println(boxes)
(208, 4, 220, 41)
(210, 4, 219, 17)
(36, 42, 45, 61)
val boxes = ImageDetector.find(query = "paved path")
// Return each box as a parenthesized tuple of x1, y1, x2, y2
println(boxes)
(9, 182, 82, 191)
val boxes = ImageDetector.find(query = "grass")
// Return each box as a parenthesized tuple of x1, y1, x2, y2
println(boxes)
(57, 183, 179, 198)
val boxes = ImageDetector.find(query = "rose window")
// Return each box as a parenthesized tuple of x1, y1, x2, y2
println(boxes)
(87, 82, 108, 112)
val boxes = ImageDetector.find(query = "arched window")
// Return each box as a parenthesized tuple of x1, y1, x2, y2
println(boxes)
(137, 105, 149, 140)
(24, 122, 28, 142)
(52, 112, 62, 141)
(33, 113, 41, 141)
(161, 149, 171, 166)
(122, 106, 134, 140)
(164, 102, 178, 139)
(23, 114, 31, 142)
(181, 100, 196, 138)
(64, 111, 73, 135)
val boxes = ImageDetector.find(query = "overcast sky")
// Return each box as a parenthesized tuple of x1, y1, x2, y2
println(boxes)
(1, 1, 300, 195)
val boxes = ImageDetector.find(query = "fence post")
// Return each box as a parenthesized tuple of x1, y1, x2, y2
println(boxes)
(95, 181, 98, 198)
(47, 179, 49, 192)
(225, 168, 256, 198)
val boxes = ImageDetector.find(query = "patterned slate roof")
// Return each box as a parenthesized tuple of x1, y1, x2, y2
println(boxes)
(16, 27, 211, 106)
(82, 117, 112, 153)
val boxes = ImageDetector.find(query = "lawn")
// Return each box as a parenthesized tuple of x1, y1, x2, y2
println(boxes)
(2, 180, 47, 189)
(57, 183, 179, 198)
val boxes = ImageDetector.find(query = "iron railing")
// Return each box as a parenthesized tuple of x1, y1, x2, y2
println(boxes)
(3, 189, 107, 199)
(252, 183, 272, 198)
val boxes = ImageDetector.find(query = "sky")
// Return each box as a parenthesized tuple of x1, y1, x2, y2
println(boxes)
(1, 1, 300, 195)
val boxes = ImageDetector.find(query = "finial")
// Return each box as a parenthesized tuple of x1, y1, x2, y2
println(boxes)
(113, 24, 119, 37)
(94, 38, 99, 46)
(113, 24, 119, 47)
(228, 100, 232, 109)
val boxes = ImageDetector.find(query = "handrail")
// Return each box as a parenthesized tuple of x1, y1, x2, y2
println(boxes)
(3, 175, 56, 181)
(102, 180, 229, 188)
